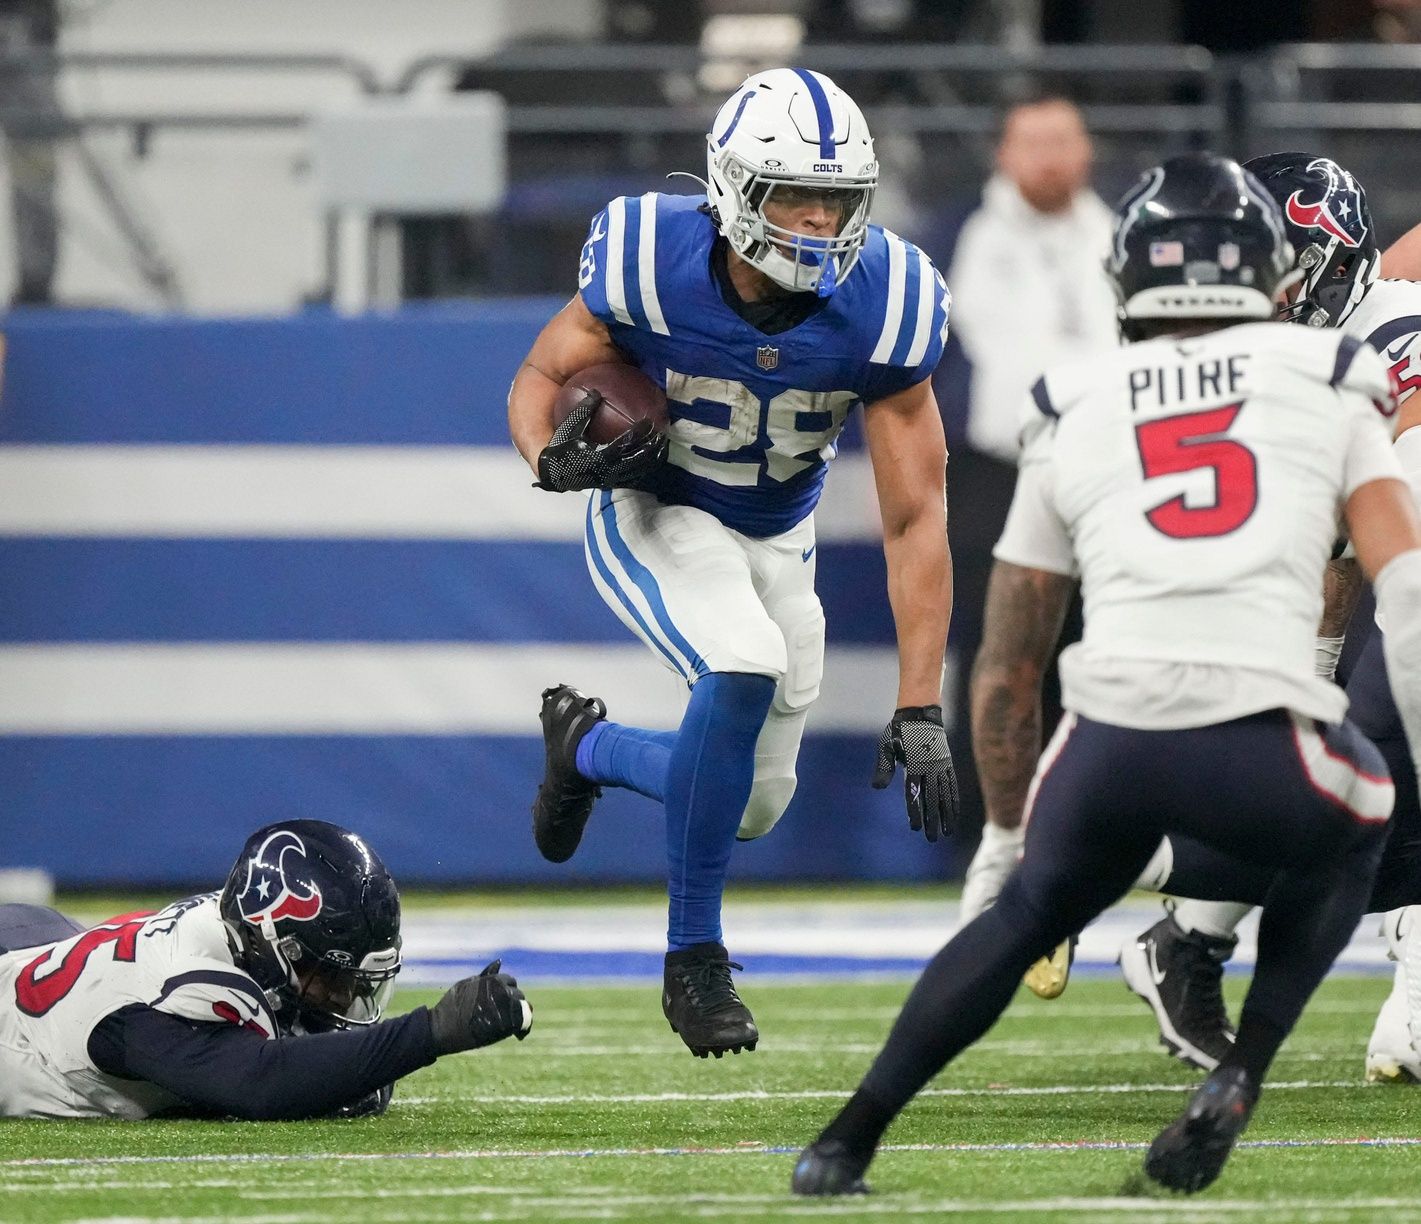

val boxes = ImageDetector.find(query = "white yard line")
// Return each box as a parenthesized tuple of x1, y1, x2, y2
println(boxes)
(7, 1106, 1415, 1173)
(473, 1040, 1357, 1059)
(374, 1078, 1358, 1106)
(35, 1193, 1421, 1224)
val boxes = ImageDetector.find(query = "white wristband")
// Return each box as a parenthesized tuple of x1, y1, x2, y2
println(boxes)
(1314, 635, 1346, 680)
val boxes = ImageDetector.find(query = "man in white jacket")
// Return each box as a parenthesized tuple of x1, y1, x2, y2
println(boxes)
(949, 96, 1119, 465)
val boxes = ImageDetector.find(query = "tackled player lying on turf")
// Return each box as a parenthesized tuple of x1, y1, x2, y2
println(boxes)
(0, 821, 532, 1120)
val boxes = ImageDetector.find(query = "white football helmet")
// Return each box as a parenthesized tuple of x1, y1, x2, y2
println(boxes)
(705, 68, 877, 298)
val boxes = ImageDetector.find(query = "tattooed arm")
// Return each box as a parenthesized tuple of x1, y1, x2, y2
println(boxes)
(1313, 555, 1364, 680)
(969, 561, 1075, 831)
(1319, 556, 1363, 639)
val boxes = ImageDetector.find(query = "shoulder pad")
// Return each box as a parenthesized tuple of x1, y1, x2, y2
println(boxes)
(1331, 332, 1392, 398)
(1015, 371, 1067, 455)
(149, 962, 277, 1038)
(865, 227, 951, 373)
(578, 192, 692, 337)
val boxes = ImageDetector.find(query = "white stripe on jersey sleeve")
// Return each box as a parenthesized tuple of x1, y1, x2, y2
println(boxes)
(904, 246, 936, 367)
(870, 234, 908, 364)
(637, 193, 669, 336)
(604, 197, 634, 327)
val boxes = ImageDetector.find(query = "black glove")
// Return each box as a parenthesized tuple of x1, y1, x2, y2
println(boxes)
(534, 391, 668, 493)
(329, 1083, 393, 1119)
(429, 959, 533, 1055)
(872, 704, 960, 843)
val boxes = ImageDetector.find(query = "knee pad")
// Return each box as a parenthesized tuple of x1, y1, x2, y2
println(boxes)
(774, 600, 825, 715)
(737, 773, 798, 840)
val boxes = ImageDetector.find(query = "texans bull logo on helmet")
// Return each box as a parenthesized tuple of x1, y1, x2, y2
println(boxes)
(234, 830, 324, 926)
(1283, 159, 1366, 249)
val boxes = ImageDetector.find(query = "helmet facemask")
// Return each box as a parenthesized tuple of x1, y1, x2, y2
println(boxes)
(245, 912, 401, 1030)
(710, 148, 874, 297)
(284, 936, 401, 1029)
(1276, 238, 1378, 328)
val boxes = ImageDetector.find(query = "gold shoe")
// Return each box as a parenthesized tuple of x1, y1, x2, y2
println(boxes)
(1024, 936, 1076, 999)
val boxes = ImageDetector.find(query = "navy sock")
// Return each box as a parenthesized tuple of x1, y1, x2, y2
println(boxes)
(575, 721, 676, 802)
(665, 672, 775, 950)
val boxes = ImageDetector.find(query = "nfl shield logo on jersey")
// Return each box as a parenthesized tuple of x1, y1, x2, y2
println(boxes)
(756, 345, 780, 371)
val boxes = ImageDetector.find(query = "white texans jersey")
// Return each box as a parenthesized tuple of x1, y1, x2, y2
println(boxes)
(0, 895, 277, 1119)
(1347, 278, 1421, 505)
(995, 322, 1401, 731)
(1346, 278, 1421, 411)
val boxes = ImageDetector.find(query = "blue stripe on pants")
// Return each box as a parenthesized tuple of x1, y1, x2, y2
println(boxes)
(596, 491, 708, 678)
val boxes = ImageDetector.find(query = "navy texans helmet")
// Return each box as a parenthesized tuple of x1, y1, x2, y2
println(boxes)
(1108, 153, 1297, 342)
(1242, 152, 1378, 328)
(219, 820, 401, 1029)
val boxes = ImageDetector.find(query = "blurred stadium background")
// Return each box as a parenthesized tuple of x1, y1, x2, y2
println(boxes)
(1, 0, 1419, 895)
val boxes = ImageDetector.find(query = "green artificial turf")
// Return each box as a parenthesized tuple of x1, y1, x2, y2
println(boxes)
(4, 975, 1418, 1223)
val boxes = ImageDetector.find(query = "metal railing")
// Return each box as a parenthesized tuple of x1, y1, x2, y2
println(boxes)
(0, 41, 1412, 143)
(5, 40, 1419, 302)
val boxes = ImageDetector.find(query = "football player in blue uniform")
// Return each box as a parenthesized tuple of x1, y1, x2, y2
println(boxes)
(508, 68, 958, 1057)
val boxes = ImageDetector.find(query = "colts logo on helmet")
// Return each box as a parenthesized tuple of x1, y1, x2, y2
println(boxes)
(1284, 160, 1364, 249)
(235, 830, 323, 925)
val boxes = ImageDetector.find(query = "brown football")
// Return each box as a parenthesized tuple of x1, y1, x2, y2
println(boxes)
(553, 362, 670, 446)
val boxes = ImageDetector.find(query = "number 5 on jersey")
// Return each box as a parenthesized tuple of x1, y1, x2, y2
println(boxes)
(1135, 403, 1258, 540)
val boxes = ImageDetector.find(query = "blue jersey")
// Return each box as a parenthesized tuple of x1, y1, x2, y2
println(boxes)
(578, 192, 950, 537)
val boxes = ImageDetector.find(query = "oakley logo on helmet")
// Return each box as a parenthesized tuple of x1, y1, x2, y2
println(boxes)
(1284, 190, 1360, 249)
(234, 830, 324, 926)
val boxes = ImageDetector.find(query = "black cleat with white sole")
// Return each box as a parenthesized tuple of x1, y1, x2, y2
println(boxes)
(791, 1139, 872, 1196)
(532, 684, 607, 864)
(663, 942, 759, 1057)
(1144, 1064, 1259, 1193)
(1119, 912, 1237, 1070)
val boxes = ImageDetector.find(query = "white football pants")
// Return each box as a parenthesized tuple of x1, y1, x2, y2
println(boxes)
(583, 488, 824, 839)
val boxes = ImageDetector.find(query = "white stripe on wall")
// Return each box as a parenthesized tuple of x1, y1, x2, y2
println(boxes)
(0, 642, 930, 735)
(869, 234, 908, 364)
(0, 446, 886, 542)
(603, 196, 634, 326)
(637, 192, 669, 336)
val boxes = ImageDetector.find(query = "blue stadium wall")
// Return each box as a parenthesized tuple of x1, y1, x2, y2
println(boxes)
(0, 304, 964, 887)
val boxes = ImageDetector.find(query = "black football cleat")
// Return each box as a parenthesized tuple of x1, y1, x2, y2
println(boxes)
(1119, 911, 1237, 1070)
(532, 685, 607, 864)
(791, 1139, 872, 1196)
(663, 942, 759, 1057)
(1144, 1064, 1259, 1193)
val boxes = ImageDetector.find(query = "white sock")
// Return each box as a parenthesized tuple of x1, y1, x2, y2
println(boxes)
(1173, 899, 1252, 942)
(959, 824, 1024, 926)
(978, 822, 1024, 857)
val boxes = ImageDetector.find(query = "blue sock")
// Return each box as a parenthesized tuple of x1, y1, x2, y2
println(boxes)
(575, 721, 676, 802)
(664, 671, 775, 951)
